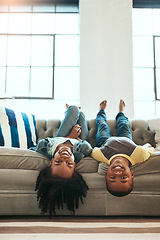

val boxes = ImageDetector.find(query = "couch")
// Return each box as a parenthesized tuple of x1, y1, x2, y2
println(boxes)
(0, 117, 160, 216)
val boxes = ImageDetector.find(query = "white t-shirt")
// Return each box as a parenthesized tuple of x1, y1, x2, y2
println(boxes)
(47, 137, 79, 158)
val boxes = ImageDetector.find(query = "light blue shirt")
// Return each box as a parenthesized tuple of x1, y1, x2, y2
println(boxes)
(36, 137, 93, 163)
(47, 137, 79, 157)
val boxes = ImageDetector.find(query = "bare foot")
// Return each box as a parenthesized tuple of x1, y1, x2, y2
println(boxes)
(66, 104, 81, 110)
(100, 100, 107, 110)
(66, 103, 70, 109)
(119, 99, 126, 112)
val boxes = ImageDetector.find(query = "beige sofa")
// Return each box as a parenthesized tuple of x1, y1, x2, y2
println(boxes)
(0, 118, 160, 216)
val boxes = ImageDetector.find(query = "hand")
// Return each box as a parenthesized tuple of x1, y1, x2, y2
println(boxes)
(67, 124, 81, 140)
(143, 143, 152, 148)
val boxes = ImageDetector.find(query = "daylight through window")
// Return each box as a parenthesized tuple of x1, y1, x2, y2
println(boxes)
(0, 4, 79, 101)
(132, 8, 160, 119)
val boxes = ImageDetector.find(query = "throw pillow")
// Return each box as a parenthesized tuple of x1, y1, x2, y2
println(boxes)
(148, 118, 160, 151)
(0, 107, 37, 149)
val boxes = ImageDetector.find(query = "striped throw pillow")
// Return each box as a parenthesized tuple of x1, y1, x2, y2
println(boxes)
(0, 107, 38, 149)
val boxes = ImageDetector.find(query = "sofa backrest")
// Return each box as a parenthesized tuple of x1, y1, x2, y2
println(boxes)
(36, 118, 156, 148)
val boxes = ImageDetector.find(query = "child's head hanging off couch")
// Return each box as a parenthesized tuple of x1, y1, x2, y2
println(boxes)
(91, 99, 154, 197)
(35, 165, 88, 216)
(105, 156, 134, 196)
(34, 104, 92, 216)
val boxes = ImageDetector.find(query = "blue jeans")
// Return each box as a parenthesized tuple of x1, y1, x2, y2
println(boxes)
(36, 106, 92, 162)
(56, 105, 88, 140)
(96, 110, 132, 147)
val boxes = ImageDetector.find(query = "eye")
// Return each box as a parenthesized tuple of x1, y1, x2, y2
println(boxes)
(67, 162, 74, 166)
(110, 176, 115, 179)
(121, 176, 127, 179)
(55, 160, 61, 164)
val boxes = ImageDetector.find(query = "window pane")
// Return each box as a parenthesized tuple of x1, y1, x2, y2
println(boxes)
(156, 101, 160, 117)
(33, 5, 55, 12)
(9, 6, 32, 12)
(55, 35, 79, 66)
(153, 9, 160, 35)
(0, 67, 6, 98)
(0, 36, 7, 66)
(0, 6, 8, 12)
(132, 9, 153, 36)
(54, 67, 79, 100)
(32, 13, 55, 34)
(56, 4, 78, 13)
(0, 6, 79, 103)
(133, 68, 155, 101)
(155, 37, 160, 67)
(30, 67, 53, 97)
(0, 13, 8, 33)
(56, 14, 79, 34)
(132, 8, 159, 119)
(133, 36, 154, 67)
(155, 68, 160, 99)
(134, 101, 155, 119)
(8, 13, 32, 34)
(7, 36, 31, 66)
(6, 67, 30, 97)
(31, 36, 53, 66)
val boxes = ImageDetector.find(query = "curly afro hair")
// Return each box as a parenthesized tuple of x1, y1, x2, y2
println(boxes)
(35, 166, 89, 217)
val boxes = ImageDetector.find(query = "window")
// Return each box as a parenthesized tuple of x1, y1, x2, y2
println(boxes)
(154, 36, 160, 100)
(132, 8, 160, 119)
(0, 3, 79, 119)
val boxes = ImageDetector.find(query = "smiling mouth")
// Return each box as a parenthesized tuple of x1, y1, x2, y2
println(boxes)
(59, 149, 72, 156)
(112, 165, 124, 170)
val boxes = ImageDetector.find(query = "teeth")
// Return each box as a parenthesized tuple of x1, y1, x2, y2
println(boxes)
(114, 166, 123, 169)
(60, 151, 71, 156)
(61, 152, 69, 155)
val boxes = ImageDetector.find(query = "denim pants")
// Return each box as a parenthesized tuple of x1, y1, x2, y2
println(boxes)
(56, 105, 88, 140)
(36, 105, 92, 162)
(96, 110, 132, 147)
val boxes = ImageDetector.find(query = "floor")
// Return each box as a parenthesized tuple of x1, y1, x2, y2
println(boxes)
(0, 216, 160, 240)
(0, 233, 160, 240)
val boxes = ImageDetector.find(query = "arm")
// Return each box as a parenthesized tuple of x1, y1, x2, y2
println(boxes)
(72, 140, 92, 163)
(66, 124, 82, 140)
(36, 138, 53, 160)
(143, 143, 152, 148)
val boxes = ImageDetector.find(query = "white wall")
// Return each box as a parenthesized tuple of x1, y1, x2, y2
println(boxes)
(80, 0, 134, 120)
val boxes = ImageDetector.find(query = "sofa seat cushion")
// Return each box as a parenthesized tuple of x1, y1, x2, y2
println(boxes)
(75, 157, 98, 173)
(0, 169, 39, 191)
(0, 171, 106, 191)
(0, 147, 99, 173)
(0, 147, 49, 171)
(82, 173, 106, 189)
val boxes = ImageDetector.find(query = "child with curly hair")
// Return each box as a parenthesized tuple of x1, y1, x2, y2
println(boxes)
(35, 104, 92, 216)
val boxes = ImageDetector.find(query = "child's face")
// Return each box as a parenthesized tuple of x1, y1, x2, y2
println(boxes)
(105, 157, 134, 194)
(49, 146, 75, 179)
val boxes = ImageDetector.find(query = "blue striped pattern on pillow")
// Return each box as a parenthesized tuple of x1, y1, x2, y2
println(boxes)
(0, 107, 37, 149)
